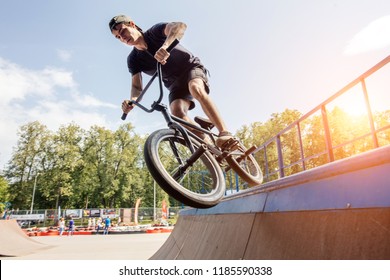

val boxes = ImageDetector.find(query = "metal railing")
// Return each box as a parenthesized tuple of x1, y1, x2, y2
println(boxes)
(254, 55, 390, 181)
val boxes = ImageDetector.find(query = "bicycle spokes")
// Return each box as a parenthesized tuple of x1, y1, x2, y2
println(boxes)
(158, 137, 216, 194)
(172, 144, 207, 179)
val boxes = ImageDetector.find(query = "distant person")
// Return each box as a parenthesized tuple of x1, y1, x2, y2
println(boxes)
(96, 217, 102, 234)
(92, 217, 96, 229)
(88, 217, 92, 229)
(67, 218, 75, 236)
(58, 218, 65, 236)
(103, 216, 111, 235)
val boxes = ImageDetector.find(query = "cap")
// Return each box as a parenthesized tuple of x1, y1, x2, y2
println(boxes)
(109, 15, 132, 31)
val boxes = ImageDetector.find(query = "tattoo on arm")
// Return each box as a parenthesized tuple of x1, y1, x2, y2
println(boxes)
(163, 22, 187, 48)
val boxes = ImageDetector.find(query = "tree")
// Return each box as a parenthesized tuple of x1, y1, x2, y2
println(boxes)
(4, 104, 387, 210)
(39, 123, 84, 209)
(4, 122, 50, 209)
(236, 109, 302, 181)
(109, 123, 148, 208)
(374, 110, 390, 146)
(79, 123, 150, 208)
(0, 176, 10, 214)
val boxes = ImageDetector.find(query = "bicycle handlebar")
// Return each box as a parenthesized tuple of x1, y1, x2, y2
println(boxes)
(121, 39, 180, 120)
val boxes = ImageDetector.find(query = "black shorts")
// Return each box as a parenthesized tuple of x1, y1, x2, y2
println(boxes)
(168, 66, 210, 110)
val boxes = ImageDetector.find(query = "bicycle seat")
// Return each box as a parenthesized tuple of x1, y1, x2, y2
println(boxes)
(194, 116, 214, 130)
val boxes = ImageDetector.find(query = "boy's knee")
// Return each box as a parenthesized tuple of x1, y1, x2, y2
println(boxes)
(189, 81, 207, 100)
(170, 105, 187, 119)
(170, 99, 190, 118)
(171, 109, 187, 119)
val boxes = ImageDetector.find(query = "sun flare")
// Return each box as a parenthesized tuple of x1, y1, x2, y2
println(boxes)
(331, 90, 368, 117)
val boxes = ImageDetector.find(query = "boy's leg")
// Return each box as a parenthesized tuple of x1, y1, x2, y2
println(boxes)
(170, 99, 207, 139)
(188, 78, 232, 147)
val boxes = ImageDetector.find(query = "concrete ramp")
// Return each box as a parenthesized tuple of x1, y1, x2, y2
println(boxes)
(0, 220, 52, 257)
(151, 146, 390, 260)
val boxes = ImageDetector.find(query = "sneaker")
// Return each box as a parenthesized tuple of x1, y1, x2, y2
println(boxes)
(215, 131, 234, 149)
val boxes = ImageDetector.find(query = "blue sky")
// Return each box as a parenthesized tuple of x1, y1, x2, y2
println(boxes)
(1, 0, 390, 169)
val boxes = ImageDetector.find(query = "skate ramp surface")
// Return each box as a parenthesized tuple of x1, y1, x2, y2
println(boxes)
(0, 220, 52, 257)
(151, 145, 390, 260)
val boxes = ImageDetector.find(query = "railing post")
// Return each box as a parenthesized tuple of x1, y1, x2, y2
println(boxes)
(321, 105, 334, 162)
(276, 135, 285, 178)
(297, 122, 306, 171)
(235, 173, 240, 192)
(361, 79, 379, 148)
(263, 147, 269, 180)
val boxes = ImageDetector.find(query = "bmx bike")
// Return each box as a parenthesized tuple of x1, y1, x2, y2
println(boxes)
(121, 39, 263, 208)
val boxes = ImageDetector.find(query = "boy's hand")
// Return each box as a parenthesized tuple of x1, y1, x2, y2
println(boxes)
(154, 47, 170, 65)
(122, 100, 134, 114)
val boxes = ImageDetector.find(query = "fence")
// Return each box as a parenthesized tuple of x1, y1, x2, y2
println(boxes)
(5, 207, 182, 228)
(253, 55, 390, 182)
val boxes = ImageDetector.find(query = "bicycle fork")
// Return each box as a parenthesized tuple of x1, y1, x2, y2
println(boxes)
(171, 144, 208, 181)
(154, 104, 210, 181)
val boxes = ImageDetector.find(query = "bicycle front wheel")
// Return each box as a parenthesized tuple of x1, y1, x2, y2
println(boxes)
(144, 129, 225, 208)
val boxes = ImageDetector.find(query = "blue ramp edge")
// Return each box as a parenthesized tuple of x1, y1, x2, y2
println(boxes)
(181, 145, 390, 216)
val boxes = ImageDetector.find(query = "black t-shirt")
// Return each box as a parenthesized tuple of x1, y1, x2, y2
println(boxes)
(127, 23, 203, 88)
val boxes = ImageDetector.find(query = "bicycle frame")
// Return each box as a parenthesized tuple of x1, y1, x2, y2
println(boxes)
(130, 61, 219, 153)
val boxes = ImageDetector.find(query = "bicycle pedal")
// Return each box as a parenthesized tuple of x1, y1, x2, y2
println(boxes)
(220, 138, 239, 151)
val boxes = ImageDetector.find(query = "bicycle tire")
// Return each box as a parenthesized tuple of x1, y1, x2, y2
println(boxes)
(225, 143, 263, 186)
(144, 129, 225, 208)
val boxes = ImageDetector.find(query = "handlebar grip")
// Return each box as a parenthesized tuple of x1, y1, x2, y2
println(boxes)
(166, 39, 180, 52)
(121, 100, 134, 121)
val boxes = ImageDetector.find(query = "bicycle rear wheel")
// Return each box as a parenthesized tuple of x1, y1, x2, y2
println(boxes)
(144, 129, 225, 208)
(225, 143, 263, 186)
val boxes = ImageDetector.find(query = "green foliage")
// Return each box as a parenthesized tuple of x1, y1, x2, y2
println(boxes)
(2, 107, 389, 209)
(3, 122, 155, 210)
(0, 176, 10, 201)
(236, 107, 390, 182)
(0, 176, 10, 213)
(3, 121, 49, 209)
(236, 109, 303, 180)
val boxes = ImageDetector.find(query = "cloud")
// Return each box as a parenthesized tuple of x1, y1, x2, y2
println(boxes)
(57, 49, 72, 62)
(344, 15, 390, 55)
(0, 58, 76, 104)
(0, 57, 117, 168)
(72, 92, 117, 109)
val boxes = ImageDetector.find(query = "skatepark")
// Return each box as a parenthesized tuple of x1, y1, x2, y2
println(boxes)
(1, 56, 390, 261)
(0, 221, 170, 260)
(1, 144, 389, 260)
